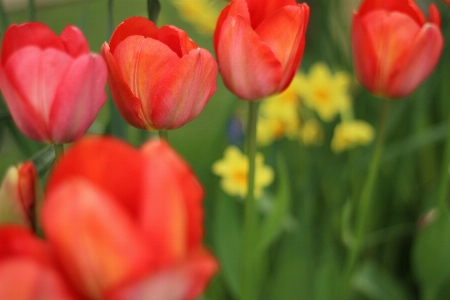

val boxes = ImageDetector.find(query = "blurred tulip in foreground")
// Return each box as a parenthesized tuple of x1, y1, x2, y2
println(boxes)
(214, 0, 309, 100)
(0, 22, 107, 143)
(102, 17, 217, 131)
(42, 136, 218, 299)
(352, 0, 443, 99)
(0, 162, 37, 227)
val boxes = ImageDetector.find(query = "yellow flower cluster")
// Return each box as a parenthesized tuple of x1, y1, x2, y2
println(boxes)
(212, 146, 274, 199)
(331, 120, 375, 153)
(168, 0, 222, 34)
(257, 75, 302, 146)
(299, 62, 352, 122)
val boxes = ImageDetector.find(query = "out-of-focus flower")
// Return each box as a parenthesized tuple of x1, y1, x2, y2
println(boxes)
(0, 226, 80, 299)
(442, 0, 450, 7)
(212, 146, 274, 199)
(102, 16, 217, 131)
(257, 75, 302, 146)
(0, 162, 37, 228)
(331, 120, 375, 153)
(169, 0, 222, 34)
(214, 0, 309, 100)
(352, 0, 443, 99)
(298, 62, 351, 122)
(300, 119, 323, 146)
(41, 137, 218, 299)
(0, 22, 107, 143)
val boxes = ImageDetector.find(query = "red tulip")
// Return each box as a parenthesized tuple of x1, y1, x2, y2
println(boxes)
(41, 136, 218, 299)
(102, 17, 217, 131)
(0, 162, 37, 228)
(0, 226, 80, 299)
(213, 0, 309, 101)
(0, 22, 107, 143)
(352, 0, 444, 99)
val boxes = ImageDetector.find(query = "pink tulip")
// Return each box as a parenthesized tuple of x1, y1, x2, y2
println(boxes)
(0, 162, 37, 227)
(102, 17, 217, 131)
(0, 22, 107, 143)
(42, 136, 218, 299)
(352, 0, 443, 99)
(0, 226, 80, 299)
(213, 0, 309, 100)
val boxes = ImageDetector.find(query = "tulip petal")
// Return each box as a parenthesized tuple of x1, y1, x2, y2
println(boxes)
(102, 43, 146, 129)
(357, 0, 425, 25)
(245, 0, 296, 29)
(0, 259, 79, 300)
(49, 54, 107, 143)
(0, 226, 49, 263)
(216, 15, 282, 100)
(1, 22, 65, 63)
(256, 4, 309, 92)
(157, 26, 198, 58)
(214, 0, 250, 51)
(387, 23, 443, 98)
(141, 140, 205, 252)
(109, 16, 158, 53)
(105, 249, 218, 300)
(59, 26, 90, 57)
(43, 179, 153, 299)
(1, 47, 72, 142)
(149, 48, 217, 129)
(47, 137, 144, 215)
(112, 35, 179, 129)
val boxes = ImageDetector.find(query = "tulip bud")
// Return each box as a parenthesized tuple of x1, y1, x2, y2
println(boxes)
(102, 17, 217, 131)
(213, 0, 309, 100)
(351, 0, 443, 99)
(0, 162, 37, 227)
(0, 22, 107, 143)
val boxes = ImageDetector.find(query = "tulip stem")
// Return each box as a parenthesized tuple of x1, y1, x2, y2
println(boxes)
(437, 108, 450, 212)
(159, 130, 168, 141)
(53, 143, 64, 162)
(344, 99, 390, 291)
(27, 0, 36, 21)
(242, 101, 259, 300)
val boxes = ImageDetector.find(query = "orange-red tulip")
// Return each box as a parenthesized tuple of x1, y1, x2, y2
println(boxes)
(41, 137, 218, 299)
(0, 162, 37, 227)
(352, 0, 443, 99)
(0, 22, 107, 143)
(213, 0, 309, 101)
(0, 226, 80, 299)
(102, 17, 217, 131)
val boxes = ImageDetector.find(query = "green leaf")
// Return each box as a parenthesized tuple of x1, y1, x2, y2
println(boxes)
(147, 0, 161, 24)
(256, 153, 291, 254)
(352, 261, 412, 300)
(31, 145, 55, 177)
(412, 211, 450, 298)
(213, 191, 242, 298)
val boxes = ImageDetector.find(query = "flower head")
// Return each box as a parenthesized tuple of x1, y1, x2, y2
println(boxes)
(102, 17, 217, 131)
(0, 22, 107, 143)
(212, 146, 274, 199)
(299, 62, 351, 122)
(331, 120, 375, 153)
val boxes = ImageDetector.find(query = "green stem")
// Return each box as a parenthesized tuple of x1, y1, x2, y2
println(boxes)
(242, 101, 259, 300)
(159, 130, 168, 141)
(344, 99, 391, 291)
(53, 143, 64, 162)
(437, 112, 450, 212)
(28, 0, 36, 21)
(0, 0, 9, 32)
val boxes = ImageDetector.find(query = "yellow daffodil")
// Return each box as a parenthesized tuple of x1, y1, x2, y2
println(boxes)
(331, 120, 375, 153)
(299, 62, 352, 122)
(169, 0, 222, 34)
(212, 146, 274, 199)
(300, 119, 323, 146)
(256, 75, 302, 146)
